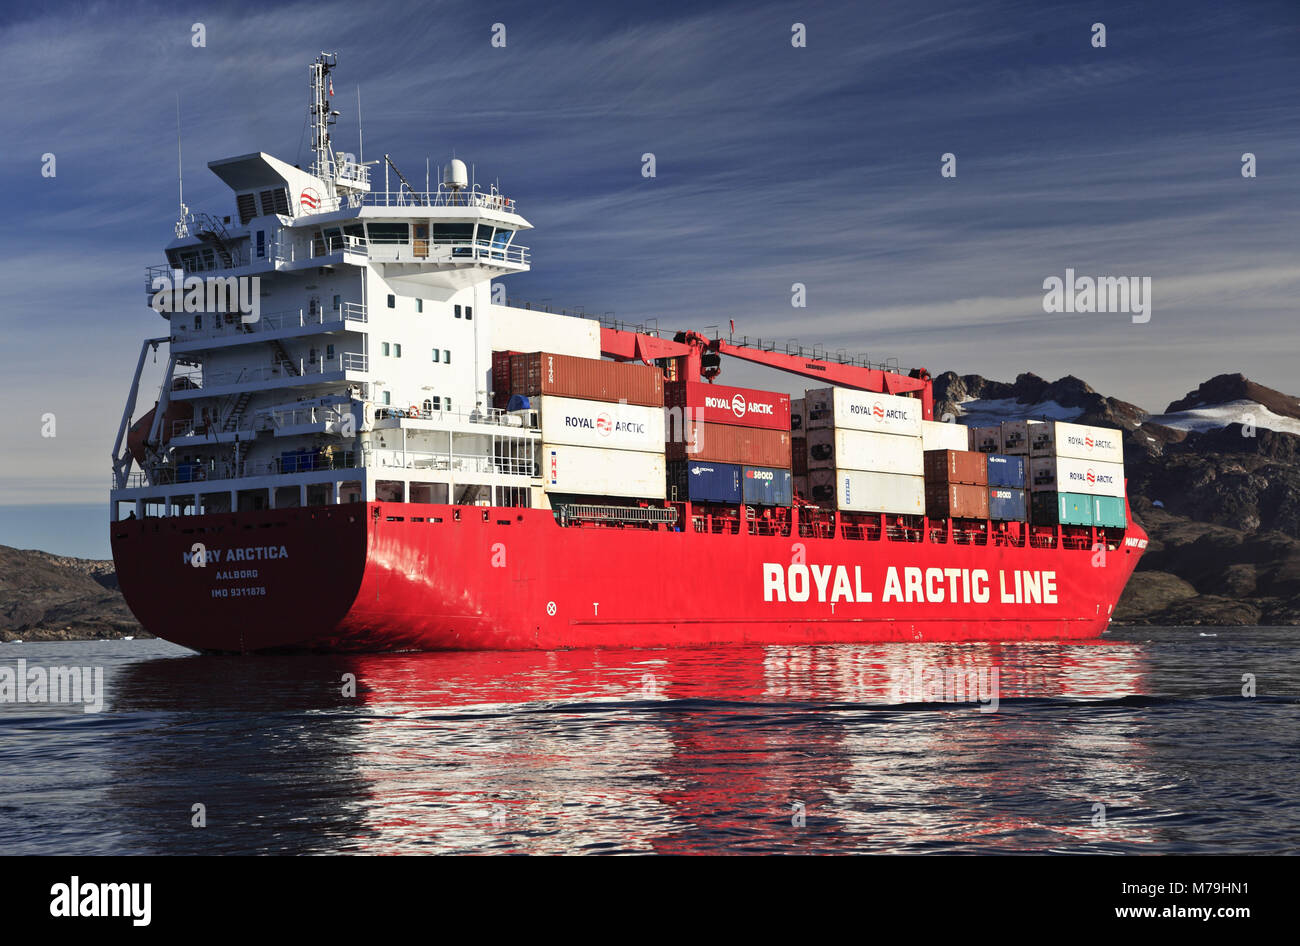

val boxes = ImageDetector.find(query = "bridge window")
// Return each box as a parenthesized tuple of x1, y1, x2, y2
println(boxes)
(431, 349, 440, 363)
(393, 344, 402, 358)
(431, 396, 441, 411)
(387, 294, 395, 308)
(367, 222, 410, 244)
(415, 299, 423, 313)
(443, 350, 451, 364)
(382, 342, 390, 356)
(454, 305, 461, 318)
(432, 223, 473, 243)
(465, 306, 473, 320)
(255, 231, 266, 258)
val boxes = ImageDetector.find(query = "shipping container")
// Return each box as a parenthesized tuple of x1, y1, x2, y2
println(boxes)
(1032, 491, 1094, 526)
(998, 420, 1043, 456)
(1092, 495, 1127, 528)
(791, 397, 806, 432)
(667, 460, 741, 503)
(665, 421, 792, 467)
(988, 487, 1028, 521)
(542, 444, 666, 499)
(1027, 420, 1125, 464)
(803, 387, 924, 437)
(922, 449, 988, 486)
(742, 466, 794, 506)
(512, 352, 664, 407)
(792, 436, 808, 475)
(805, 427, 924, 475)
(538, 395, 666, 452)
(808, 469, 926, 515)
(968, 425, 1002, 454)
(985, 453, 1026, 488)
(1028, 456, 1125, 498)
(920, 419, 969, 451)
(925, 482, 990, 519)
(491, 350, 517, 410)
(664, 381, 791, 431)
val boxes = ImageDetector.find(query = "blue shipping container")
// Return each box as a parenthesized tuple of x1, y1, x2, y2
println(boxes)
(670, 461, 741, 503)
(742, 466, 793, 506)
(988, 487, 1027, 521)
(986, 453, 1025, 487)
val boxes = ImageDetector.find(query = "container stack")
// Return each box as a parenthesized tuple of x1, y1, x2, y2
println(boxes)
(803, 388, 925, 514)
(922, 449, 989, 519)
(791, 397, 808, 499)
(512, 352, 667, 500)
(1018, 420, 1126, 527)
(982, 453, 1027, 521)
(664, 381, 792, 505)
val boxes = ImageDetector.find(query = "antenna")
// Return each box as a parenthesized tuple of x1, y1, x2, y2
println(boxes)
(356, 84, 364, 166)
(174, 95, 188, 238)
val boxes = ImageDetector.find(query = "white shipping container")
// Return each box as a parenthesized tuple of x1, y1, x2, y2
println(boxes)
(968, 425, 1002, 453)
(1028, 456, 1125, 498)
(921, 419, 969, 452)
(1028, 420, 1125, 463)
(539, 395, 666, 452)
(998, 420, 1043, 456)
(805, 428, 924, 475)
(809, 469, 926, 514)
(542, 444, 667, 498)
(804, 387, 924, 436)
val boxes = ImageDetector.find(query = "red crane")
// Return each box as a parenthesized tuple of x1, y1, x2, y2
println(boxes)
(599, 326, 934, 420)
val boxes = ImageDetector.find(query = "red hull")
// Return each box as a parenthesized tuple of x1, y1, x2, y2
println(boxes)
(111, 502, 1146, 653)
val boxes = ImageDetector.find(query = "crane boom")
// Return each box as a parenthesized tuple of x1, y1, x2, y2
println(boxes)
(599, 326, 933, 420)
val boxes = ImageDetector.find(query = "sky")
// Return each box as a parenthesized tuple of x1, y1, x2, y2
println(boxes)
(1, 0, 1297, 556)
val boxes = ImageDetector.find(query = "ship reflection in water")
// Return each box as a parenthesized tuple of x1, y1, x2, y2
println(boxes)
(7, 630, 1297, 854)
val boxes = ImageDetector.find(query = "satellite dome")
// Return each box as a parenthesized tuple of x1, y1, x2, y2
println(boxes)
(443, 158, 468, 189)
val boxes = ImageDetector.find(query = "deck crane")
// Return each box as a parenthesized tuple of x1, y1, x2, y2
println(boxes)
(597, 325, 934, 420)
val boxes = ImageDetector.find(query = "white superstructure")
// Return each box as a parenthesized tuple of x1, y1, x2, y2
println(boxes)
(111, 53, 580, 520)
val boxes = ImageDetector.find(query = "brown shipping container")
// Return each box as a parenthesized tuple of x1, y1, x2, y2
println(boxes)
(666, 421, 791, 466)
(792, 436, 808, 475)
(511, 352, 664, 407)
(923, 449, 988, 486)
(925, 482, 989, 519)
(491, 350, 517, 410)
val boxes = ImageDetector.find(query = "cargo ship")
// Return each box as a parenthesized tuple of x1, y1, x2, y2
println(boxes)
(109, 55, 1147, 653)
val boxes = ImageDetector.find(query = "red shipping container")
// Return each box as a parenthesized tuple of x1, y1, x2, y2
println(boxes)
(511, 352, 663, 407)
(664, 381, 791, 431)
(665, 421, 791, 466)
(925, 482, 989, 519)
(923, 449, 988, 486)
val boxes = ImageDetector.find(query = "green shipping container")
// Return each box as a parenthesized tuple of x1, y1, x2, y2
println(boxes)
(1092, 495, 1126, 528)
(1032, 491, 1093, 526)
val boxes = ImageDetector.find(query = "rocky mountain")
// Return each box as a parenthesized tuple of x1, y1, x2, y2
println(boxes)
(0, 546, 145, 641)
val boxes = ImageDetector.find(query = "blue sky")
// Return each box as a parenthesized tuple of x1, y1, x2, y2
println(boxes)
(1, 0, 1297, 556)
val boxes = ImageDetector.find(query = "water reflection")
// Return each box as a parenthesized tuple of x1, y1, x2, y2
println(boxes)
(83, 640, 1190, 853)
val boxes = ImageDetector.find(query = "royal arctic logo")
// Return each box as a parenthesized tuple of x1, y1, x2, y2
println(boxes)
(731, 394, 747, 419)
(873, 402, 885, 420)
(1086, 468, 1096, 485)
(596, 414, 612, 436)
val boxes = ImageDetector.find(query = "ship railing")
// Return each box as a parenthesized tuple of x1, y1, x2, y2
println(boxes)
(171, 302, 367, 341)
(200, 352, 368, 388)
(145, 251, 253, 294)
(373, 452, 536, 477)
(361, 187, 517, 213)
(373, 405, 538, 431)
(364, 239, 529, 266)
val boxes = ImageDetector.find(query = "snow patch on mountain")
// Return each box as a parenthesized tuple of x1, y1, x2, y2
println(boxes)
(952, 397, 1080, 427)
(1148, 400, 1300, 437)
